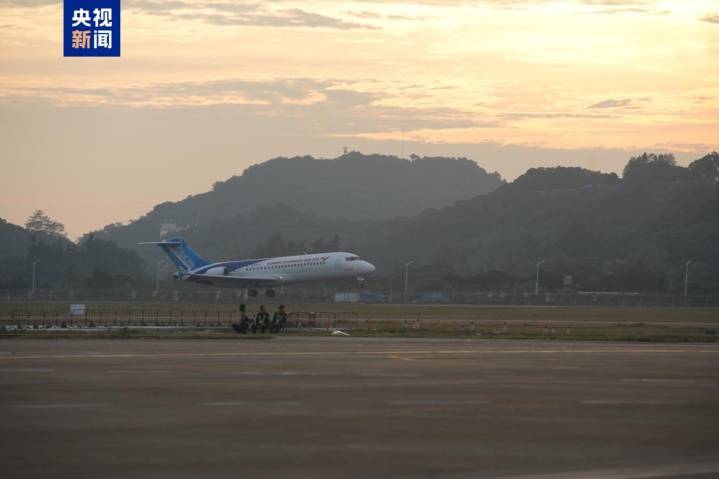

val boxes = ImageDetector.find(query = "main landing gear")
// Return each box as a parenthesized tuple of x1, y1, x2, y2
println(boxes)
(247, 288, 276, 298)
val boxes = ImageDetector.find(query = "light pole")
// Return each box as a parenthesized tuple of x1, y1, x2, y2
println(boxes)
(31, 260, 40, 296)
(154, 260, 164, 296)
(684, 260, 692, 297)
(404, 261, 414, 298)
(535, 260, 545, 296)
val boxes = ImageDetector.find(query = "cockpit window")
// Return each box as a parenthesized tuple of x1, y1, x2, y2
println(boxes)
(345, 256, 360, 262)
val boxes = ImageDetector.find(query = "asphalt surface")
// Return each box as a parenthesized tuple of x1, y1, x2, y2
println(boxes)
(1, 337, 718, 479)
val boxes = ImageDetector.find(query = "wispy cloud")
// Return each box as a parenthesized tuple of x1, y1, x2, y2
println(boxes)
(588, 98, 633, 109)
(701, 14, 719, 24)
(0, 78, 488, 134)
(129, 1, 378, 30)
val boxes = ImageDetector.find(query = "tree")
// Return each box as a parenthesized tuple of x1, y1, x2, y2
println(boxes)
(24, 210, 66, 237)
(622, 153, 684, 182)
(689, 151, 719, 182)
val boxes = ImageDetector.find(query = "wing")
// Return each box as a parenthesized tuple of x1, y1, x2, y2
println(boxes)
(186, 273, 283, 287)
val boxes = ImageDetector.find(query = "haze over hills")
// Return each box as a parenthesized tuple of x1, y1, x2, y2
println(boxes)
(2, 152, 717, 294)
(153, 152, 719, 293)
(94, 152, 503, 248)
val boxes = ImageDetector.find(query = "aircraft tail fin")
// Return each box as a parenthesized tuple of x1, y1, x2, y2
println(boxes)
(138, 237, 209, 272)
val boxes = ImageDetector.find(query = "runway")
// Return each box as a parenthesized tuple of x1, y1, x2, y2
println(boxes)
(1, 337, 718, 478)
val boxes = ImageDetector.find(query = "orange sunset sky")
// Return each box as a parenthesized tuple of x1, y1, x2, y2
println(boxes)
(1, 0, 718, 238)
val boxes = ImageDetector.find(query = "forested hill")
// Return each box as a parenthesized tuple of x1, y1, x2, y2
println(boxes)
(0, 218, 72, 259)
(364, 152, 719, 292)
(0, 219, 147, 290)
(132, 152, 719, 293)
(94, 152, 503, 247)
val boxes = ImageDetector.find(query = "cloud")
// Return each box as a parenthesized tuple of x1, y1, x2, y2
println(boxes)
(0, 78, 487, 134)
(587, 98, 633, 109)
(127, 1, 378, 30)
(0, 0, 57, 6)
(701, 14, 719, 24)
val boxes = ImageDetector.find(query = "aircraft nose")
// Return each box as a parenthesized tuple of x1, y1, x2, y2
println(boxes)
(365, 261, 376, 275)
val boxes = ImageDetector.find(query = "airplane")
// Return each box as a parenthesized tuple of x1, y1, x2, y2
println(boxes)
(139, 237, 376, 298)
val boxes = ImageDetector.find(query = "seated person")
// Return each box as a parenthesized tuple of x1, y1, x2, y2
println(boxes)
(271, 305, 288, 333)
(231, 303, 250, 334)
(255, 305, 270, 334)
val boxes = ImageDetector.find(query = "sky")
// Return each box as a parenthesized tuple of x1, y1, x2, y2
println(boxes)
(1, 0, 718, 238)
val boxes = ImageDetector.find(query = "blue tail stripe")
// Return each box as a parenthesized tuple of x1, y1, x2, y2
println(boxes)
(159, 237, 209, 272)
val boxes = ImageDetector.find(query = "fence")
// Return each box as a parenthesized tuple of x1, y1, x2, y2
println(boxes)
(0, 309, 362, 331)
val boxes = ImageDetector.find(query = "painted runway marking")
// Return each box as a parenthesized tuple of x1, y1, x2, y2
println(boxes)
(13, 402, 111, 409)
(388, 399, 490, 406)
(581, 399, 682, 406)
(202, 401, 301, 407)
(622, 378, 703, 385)
(388, 354, 420, 362)
(0, 368, 54, 373)
(104, 369, 170, 373)
(2, 347, 718, 361)
(227, 371, 320, 376)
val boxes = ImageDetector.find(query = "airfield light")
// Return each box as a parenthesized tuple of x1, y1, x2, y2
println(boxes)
(684, 260, 692, 297)
(155, 260, 164, 296)
(404, 261, 415, 299)
(31, 259, 40, 295)
(535, 260, 545, 296)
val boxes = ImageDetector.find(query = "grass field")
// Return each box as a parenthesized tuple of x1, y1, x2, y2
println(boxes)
(1, 302, 717, 342)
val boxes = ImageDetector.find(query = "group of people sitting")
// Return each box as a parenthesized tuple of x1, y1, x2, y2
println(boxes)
(232, 304, 288, 335)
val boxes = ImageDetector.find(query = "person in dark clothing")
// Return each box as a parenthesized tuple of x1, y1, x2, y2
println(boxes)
(232, 303, 250, 334)
(271, 305, 288, 333)
(255, 305, 270, 334)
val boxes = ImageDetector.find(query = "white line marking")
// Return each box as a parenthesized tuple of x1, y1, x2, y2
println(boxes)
(388, 400, 490, 406)
(622, 378, 701, 385)
(202, 401, 301, 407)
(14, 402, 111, 409)
(104, 369, 170, 374)
(0, 368, 54, 372)
(581, 400, 680, 406)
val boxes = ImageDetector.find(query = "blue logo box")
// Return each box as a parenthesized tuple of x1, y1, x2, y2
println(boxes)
(64, 0, 120, 57)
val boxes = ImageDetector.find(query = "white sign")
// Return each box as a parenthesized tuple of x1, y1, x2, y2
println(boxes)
(70, 304, 86, 316)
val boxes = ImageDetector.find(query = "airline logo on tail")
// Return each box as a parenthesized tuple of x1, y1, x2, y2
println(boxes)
(138, 237, 208, 272)
(163, 243, 194, 271)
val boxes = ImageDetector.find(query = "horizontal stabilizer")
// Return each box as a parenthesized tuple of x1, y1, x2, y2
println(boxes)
(137, 240, 183, 245)
(137, 237, 209, 272)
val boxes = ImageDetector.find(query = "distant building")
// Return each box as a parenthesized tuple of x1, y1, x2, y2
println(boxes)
(334, 292, 386, 304)
(160, 222, 188, 238)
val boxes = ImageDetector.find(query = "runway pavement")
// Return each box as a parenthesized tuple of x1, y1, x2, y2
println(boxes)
(1, 337, 718, 478)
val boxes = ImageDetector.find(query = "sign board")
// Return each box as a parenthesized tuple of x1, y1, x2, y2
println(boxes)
(335, 292, 360, 303)
(69, 304, 86, 316)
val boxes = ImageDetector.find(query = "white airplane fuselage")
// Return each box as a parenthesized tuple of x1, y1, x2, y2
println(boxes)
(139, 238, 376, 291)
(192, 251, 376, 288)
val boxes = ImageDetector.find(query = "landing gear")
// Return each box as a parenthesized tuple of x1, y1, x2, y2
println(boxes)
(248, 289, 258, 298)
(356, 277, 366, 289)
(265, 289, 276, 298)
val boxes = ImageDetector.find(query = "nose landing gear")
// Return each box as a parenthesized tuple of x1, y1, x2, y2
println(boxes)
(356, 277, 366, 289)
